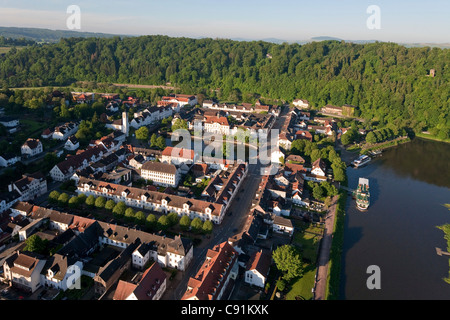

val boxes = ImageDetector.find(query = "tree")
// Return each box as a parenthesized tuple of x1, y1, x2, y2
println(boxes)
(191, 217, 203, 233)
(77, 193, 87, 204)
(312, 184, 324, 201)
(48, 190, 61, 204)
(150, 133, 158, 147)
(172, 118, 188, 131)
(85, 195, 96, 207)
(95, 196, 106, 209)
(125, 207, 135, 221)
(179, 215, 191, 231)
(135, 211, 146, 224)
(155, 136, 166, 150)
(23, 234, 48, 255)
(146, 214, 157, 229)
(105, 199, 116, 211)
(366, 131, 377, 144)
(158, 215, 170, 230)
(58, 193, 70, 206)
(68, 196, 80, 209)
(202, 220, 213, 234)
(135, 126, 149, 141)
(272, 245, 303, 281)
(113, 201, 127, 216)
(167, 212, 179, 227)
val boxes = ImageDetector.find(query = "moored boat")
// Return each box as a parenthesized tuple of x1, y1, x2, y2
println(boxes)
(352, 154, 371, 167)
(355, 177, 370, 211)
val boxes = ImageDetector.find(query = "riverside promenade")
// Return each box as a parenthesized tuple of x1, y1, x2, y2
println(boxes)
(313, 195, 339, 300)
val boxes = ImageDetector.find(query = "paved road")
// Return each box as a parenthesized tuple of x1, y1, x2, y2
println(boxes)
(171, 106, 289, 299)
(313, 195, 338, 300)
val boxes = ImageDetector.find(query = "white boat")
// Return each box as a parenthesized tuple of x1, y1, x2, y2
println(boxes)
(352, 155, 371, 167)
(355, 177, 370, 211)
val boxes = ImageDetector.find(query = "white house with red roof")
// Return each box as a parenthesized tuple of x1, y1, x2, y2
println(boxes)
(244, 250, 272, 288)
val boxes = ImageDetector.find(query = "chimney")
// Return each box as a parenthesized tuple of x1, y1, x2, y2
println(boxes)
(8, 183, 13, 192)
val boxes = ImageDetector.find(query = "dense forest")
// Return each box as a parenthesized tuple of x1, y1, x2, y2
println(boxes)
(0, 35, 448, 138)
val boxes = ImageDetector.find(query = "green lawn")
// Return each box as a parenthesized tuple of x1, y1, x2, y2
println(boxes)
(284, 220, 324, 300)
(285, 265, 316, 300)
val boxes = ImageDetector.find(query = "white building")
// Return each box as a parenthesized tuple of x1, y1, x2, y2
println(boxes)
(0, 154, 21, 167)
(244, 250, 271, 288)
(113, 262, 167, 300)
(140, 161, 180, 188)
(161, 147, 195, 166)
(21, 138, 43, 157)
(3, 252, 47, 293)
(52, 122, 78, 140)
(64, 135, 80, 151)
(292, 99, 310, 109)
(8, 172, 47, 202)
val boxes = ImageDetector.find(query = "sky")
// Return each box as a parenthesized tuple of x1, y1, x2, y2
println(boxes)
(0, 0, 449, 43)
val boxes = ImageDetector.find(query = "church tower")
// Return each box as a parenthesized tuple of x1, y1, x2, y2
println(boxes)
(122, 112, 129, 136)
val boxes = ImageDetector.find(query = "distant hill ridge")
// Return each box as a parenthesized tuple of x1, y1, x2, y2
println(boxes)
(0, 26, 125, 43)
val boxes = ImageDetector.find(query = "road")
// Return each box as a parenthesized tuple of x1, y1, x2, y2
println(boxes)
(171, 105, 289, 299)
(313, 195, 338, 300)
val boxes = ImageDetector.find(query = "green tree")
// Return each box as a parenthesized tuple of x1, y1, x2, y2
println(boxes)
(202, 220, 213, 234)
(85, 195, 96, 207)
(312, 184, 324, 200)
(146, 214, 157, 229)
(172, 118, 188, 131)
(113, 201, 127, 216)
(179, 215, 191, 231)
(135, 211, 146, 224)
(105, 199, 116, 211)
(95, 196, 106, 209)
(156, 136, 166, 150)
(58, 192, 70, 206)
(366, 131, 377, 144)
(158, 215, 170, 230)
(135, 126, 149, 141)
(125, 207, 135, 221)
(150, 133, 158, 147)
(272, 245, 303, 281)
(167, 212, 179, 227)
(23, 234, 48, 255)
(191, 217, 203, 233)
(77, 193, 87, 204)
(48, 190, 61, 204)
(68, 196, 80, 209)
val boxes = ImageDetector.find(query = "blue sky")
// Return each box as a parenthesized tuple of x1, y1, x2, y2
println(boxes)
(0, 0, 449, 43)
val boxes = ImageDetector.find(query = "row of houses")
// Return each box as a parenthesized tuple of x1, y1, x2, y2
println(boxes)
(0, 172, 48, 215)
(49, 132, 126, 182)
(76, 162, 247, 225)
(1, 202, 193, 297)
(202, 99, 280, 117)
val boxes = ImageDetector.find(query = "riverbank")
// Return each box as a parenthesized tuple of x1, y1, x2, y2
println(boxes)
(324, 190, 347, 300)
(361, 136, 411, 154)
(416, 132, 450, 144)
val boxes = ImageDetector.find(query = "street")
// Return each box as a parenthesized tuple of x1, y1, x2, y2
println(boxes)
(171, 105, 289, 299)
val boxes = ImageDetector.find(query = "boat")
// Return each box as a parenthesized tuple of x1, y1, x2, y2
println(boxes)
(351, 154, 371, 167)
(355, 177, 370, 211)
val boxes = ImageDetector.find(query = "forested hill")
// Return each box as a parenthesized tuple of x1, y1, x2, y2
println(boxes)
(0, 35, 449, 136)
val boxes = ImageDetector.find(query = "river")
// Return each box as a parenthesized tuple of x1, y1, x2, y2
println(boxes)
(339, 138, 450, 299)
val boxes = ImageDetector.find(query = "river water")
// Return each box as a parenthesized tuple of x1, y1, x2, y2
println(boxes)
(339, 138, 450, 299)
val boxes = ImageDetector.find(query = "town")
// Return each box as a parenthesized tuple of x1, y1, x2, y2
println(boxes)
(0, 89, 402, 301)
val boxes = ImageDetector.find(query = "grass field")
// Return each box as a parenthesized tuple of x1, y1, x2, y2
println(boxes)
(284, 220, 324, 300)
